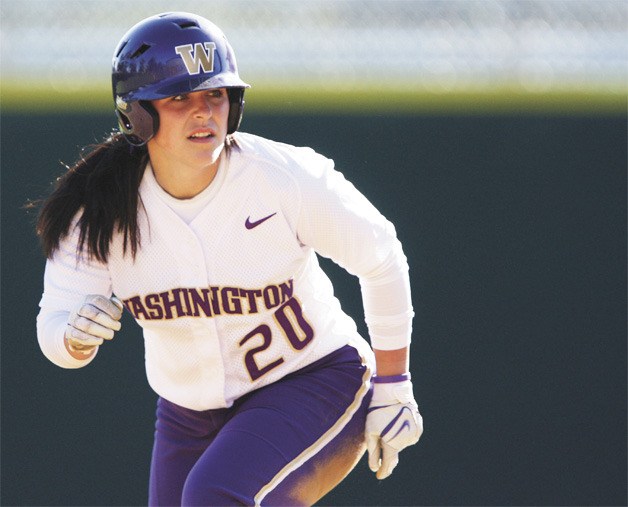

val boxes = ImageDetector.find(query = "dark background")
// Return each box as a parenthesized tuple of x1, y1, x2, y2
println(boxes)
(1, 110, 626, 506)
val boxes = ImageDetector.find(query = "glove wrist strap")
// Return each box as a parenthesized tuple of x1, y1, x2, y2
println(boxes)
(372, 373, 411, 384)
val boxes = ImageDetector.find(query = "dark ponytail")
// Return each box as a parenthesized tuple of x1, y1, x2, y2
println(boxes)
(35, 133, 148, 262)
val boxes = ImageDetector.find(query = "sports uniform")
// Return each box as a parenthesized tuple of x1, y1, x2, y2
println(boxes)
(36, 12, 422, 506)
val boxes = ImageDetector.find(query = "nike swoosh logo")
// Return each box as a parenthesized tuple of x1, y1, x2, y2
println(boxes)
(378, 406, 413, 438)
(391, 419, 412, 439)
(245, 212, 277, 230)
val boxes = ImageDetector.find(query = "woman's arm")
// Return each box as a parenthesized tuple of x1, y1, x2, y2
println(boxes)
(37, 219, 118, 368)
(374, 346, 409, 376)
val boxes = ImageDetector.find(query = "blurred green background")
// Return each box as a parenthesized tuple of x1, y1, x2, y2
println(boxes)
(1, 1, 626, 506)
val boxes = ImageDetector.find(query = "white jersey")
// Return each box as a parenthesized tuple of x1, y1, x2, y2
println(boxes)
(37, 133, 414, 410)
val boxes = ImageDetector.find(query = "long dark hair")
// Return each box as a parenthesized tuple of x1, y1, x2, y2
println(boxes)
(35, 132, 148, 263)
(35, 132, 238, 263)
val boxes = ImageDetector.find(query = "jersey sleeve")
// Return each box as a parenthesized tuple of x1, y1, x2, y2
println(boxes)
(37, 219, 113, 368)
(294, 154, 414, 351)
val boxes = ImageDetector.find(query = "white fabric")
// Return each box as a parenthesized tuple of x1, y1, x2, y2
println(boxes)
(145, 157, 227, 224)
(37, 132, 414, 410)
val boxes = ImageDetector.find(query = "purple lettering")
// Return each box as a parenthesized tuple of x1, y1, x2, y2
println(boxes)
(126, 296, 150, 320)
(279, 280, 294, 302)
(209, 286, 221, 315)
(145, 293, 164, 319)
(124, 279, 294, 321)
(188, 288, 212, 317)
(263, 285, 280, 309)
(222, 287, 242, 314)
(159, 290, 185, 319)
(240, 288, 262, 314)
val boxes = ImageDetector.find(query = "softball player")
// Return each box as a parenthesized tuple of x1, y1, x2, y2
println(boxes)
(36, 12, 422, 506)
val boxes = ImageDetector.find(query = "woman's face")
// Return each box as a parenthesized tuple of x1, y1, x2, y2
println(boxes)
(148, 88, 230, 171)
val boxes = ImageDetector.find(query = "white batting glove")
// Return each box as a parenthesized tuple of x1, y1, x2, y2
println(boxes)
(365, 374, 423, 479)
(65, 295, 124, 353)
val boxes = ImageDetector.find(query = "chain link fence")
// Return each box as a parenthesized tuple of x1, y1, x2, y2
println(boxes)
(1, 0, 626, 96)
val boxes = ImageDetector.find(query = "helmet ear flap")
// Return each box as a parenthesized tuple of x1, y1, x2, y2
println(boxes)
(115, 109, 133, 133)
(115, 100, 159, 146)
(227, 88, 245, 135)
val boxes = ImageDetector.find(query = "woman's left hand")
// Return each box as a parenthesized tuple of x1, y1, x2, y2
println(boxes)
(365, 378, 423, 479)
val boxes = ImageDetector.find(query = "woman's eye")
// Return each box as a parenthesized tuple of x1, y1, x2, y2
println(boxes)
(172, 94, 187, 101)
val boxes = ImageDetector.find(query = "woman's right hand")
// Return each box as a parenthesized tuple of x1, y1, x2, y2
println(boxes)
(65, 295, 124, 358)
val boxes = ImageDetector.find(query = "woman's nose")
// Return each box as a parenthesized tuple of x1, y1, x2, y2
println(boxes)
(194, 96, 213, 118)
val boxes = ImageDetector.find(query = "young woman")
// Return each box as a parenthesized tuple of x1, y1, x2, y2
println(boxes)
(36, 12, 422, 506)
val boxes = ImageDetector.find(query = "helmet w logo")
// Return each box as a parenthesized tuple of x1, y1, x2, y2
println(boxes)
(175, 42, 216, 75)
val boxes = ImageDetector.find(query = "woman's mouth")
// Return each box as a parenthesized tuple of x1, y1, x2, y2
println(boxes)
(188, 130, 215, 141)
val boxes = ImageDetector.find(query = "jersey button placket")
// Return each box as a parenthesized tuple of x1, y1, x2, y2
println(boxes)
(184, 233, 208, 285)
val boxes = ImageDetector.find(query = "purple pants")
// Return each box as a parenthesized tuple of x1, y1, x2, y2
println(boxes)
(148, 345, 372, 506)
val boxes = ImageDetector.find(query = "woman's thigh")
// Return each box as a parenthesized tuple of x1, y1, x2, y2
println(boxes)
(183, 345, 373, 506)
(148, 397, 229, 506)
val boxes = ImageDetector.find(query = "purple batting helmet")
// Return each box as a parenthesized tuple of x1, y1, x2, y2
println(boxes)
(112, 12, 250, 145)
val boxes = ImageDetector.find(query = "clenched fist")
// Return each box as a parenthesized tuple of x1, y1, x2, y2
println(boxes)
(65, 294, 124, 355)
